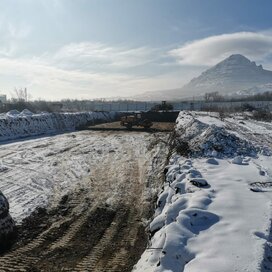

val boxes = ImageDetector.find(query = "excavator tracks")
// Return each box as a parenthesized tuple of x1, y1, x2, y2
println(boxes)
(0, 128, 170, 271)
(0, 197, 146, 272)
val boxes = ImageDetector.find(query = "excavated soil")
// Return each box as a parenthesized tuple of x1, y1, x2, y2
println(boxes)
(0, 124, 172, 272)
(87, 121, 175, 132)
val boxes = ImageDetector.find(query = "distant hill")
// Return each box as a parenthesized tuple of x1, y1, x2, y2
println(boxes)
(133, 54, 272, 101)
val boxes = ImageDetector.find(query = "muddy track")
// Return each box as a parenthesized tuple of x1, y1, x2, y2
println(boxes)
(0, 127, 171, 271)
(0, 183, 149, 272)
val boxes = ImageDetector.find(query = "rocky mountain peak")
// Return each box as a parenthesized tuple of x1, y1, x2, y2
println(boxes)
(225, 54, 251, 63)
(180, 54, 272, 98)
(208, 54, 260, 72)
(132, 54, 272, 101)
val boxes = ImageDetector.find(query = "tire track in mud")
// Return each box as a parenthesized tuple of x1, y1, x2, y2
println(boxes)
(0, 195, 117, 272)
(74, 207, 128, 272)
(0, 193, 146, 272)
(0, 128, 170, 272)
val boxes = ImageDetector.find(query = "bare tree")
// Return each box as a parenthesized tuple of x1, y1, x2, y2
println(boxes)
(204, 91, 224, 102)
(12, 88, 31, 102)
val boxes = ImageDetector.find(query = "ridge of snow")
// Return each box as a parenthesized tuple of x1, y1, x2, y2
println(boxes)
(175, 111, 265, 158)
(0, 111, 116, 142)
(134, 111, 272, 272)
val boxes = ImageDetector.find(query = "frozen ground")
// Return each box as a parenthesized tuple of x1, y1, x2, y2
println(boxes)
(134, 111, 272, 272)
(1, 110, 272, 271)
(0, 129, 165, 223)
(0, 125, 170, 272)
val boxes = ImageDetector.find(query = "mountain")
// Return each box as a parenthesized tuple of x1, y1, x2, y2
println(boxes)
(180, 54, 272, 98)
(132, 54, 272, 101)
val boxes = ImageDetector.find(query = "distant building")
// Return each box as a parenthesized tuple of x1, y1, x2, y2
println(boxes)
(0, 95, 7, 103)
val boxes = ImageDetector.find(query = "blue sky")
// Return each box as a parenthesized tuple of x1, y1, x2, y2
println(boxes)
(1, 0, 272, 100)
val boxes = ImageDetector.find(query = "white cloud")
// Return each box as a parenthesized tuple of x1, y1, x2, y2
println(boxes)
(169, 32, 272, 66)
(54, 42, 158, 70)
(0, 55, 189, 100)
(0, 42, 173, 99)
(9, 32, 270, 100)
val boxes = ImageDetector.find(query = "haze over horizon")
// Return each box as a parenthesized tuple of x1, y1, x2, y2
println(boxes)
(1, 0, 272, 100)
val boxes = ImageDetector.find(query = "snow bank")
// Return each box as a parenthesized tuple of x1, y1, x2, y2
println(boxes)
(134, 111, 272, 272)
(134, 158, 218, 272)
(0, 111, 116, 142)
(175, 111, 261, 158)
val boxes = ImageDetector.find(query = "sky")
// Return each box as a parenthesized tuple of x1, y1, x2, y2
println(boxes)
(1, 0, 272, 100)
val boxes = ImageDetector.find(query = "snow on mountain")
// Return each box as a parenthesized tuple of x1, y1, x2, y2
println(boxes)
(235, 83, 272, 96)
(0, 111, 116, 142)
(181, 54, 272, 98)
(133, 54, 272, 101)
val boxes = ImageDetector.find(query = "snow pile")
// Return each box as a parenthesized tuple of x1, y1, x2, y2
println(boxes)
(6, 110, 20, 117)
(134, 158, 217, 272)
(135, 112, 272, 272)
(0, 111, 116, 142)
(0, 191, 15, 248)
(19, 109, 34, 116)
(175, 111, 259, 157)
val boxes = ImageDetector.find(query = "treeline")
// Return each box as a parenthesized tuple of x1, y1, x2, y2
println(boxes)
(0, 100, 59, 113)
(203, 91, 272, 102)
(1, 88, 141, 113)
(2, 91, 272, 114)
(0, 98, 145, 113)
(229, 91, 272, 102)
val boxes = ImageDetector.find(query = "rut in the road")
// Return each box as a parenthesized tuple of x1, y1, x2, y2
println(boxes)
(0, 194, 148, 272)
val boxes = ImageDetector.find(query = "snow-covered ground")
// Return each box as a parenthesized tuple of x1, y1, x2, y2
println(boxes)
(134, 111, 272, 272)
(0, 110, 116, 142)
(0, 129, 166, 224)
(1, 109, 272, 271)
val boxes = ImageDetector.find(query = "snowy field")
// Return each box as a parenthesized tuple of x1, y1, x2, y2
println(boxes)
(1, 110, 272, 271)
(0, 129, 167, 223)
(134, 111, 272, 272)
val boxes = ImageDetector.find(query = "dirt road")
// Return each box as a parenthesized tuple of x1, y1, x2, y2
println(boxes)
(0, 123, 171, 271)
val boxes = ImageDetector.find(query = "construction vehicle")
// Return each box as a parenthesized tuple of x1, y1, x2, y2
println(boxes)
(151, 101, 173, 112)
(120, 113, 153, 129)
